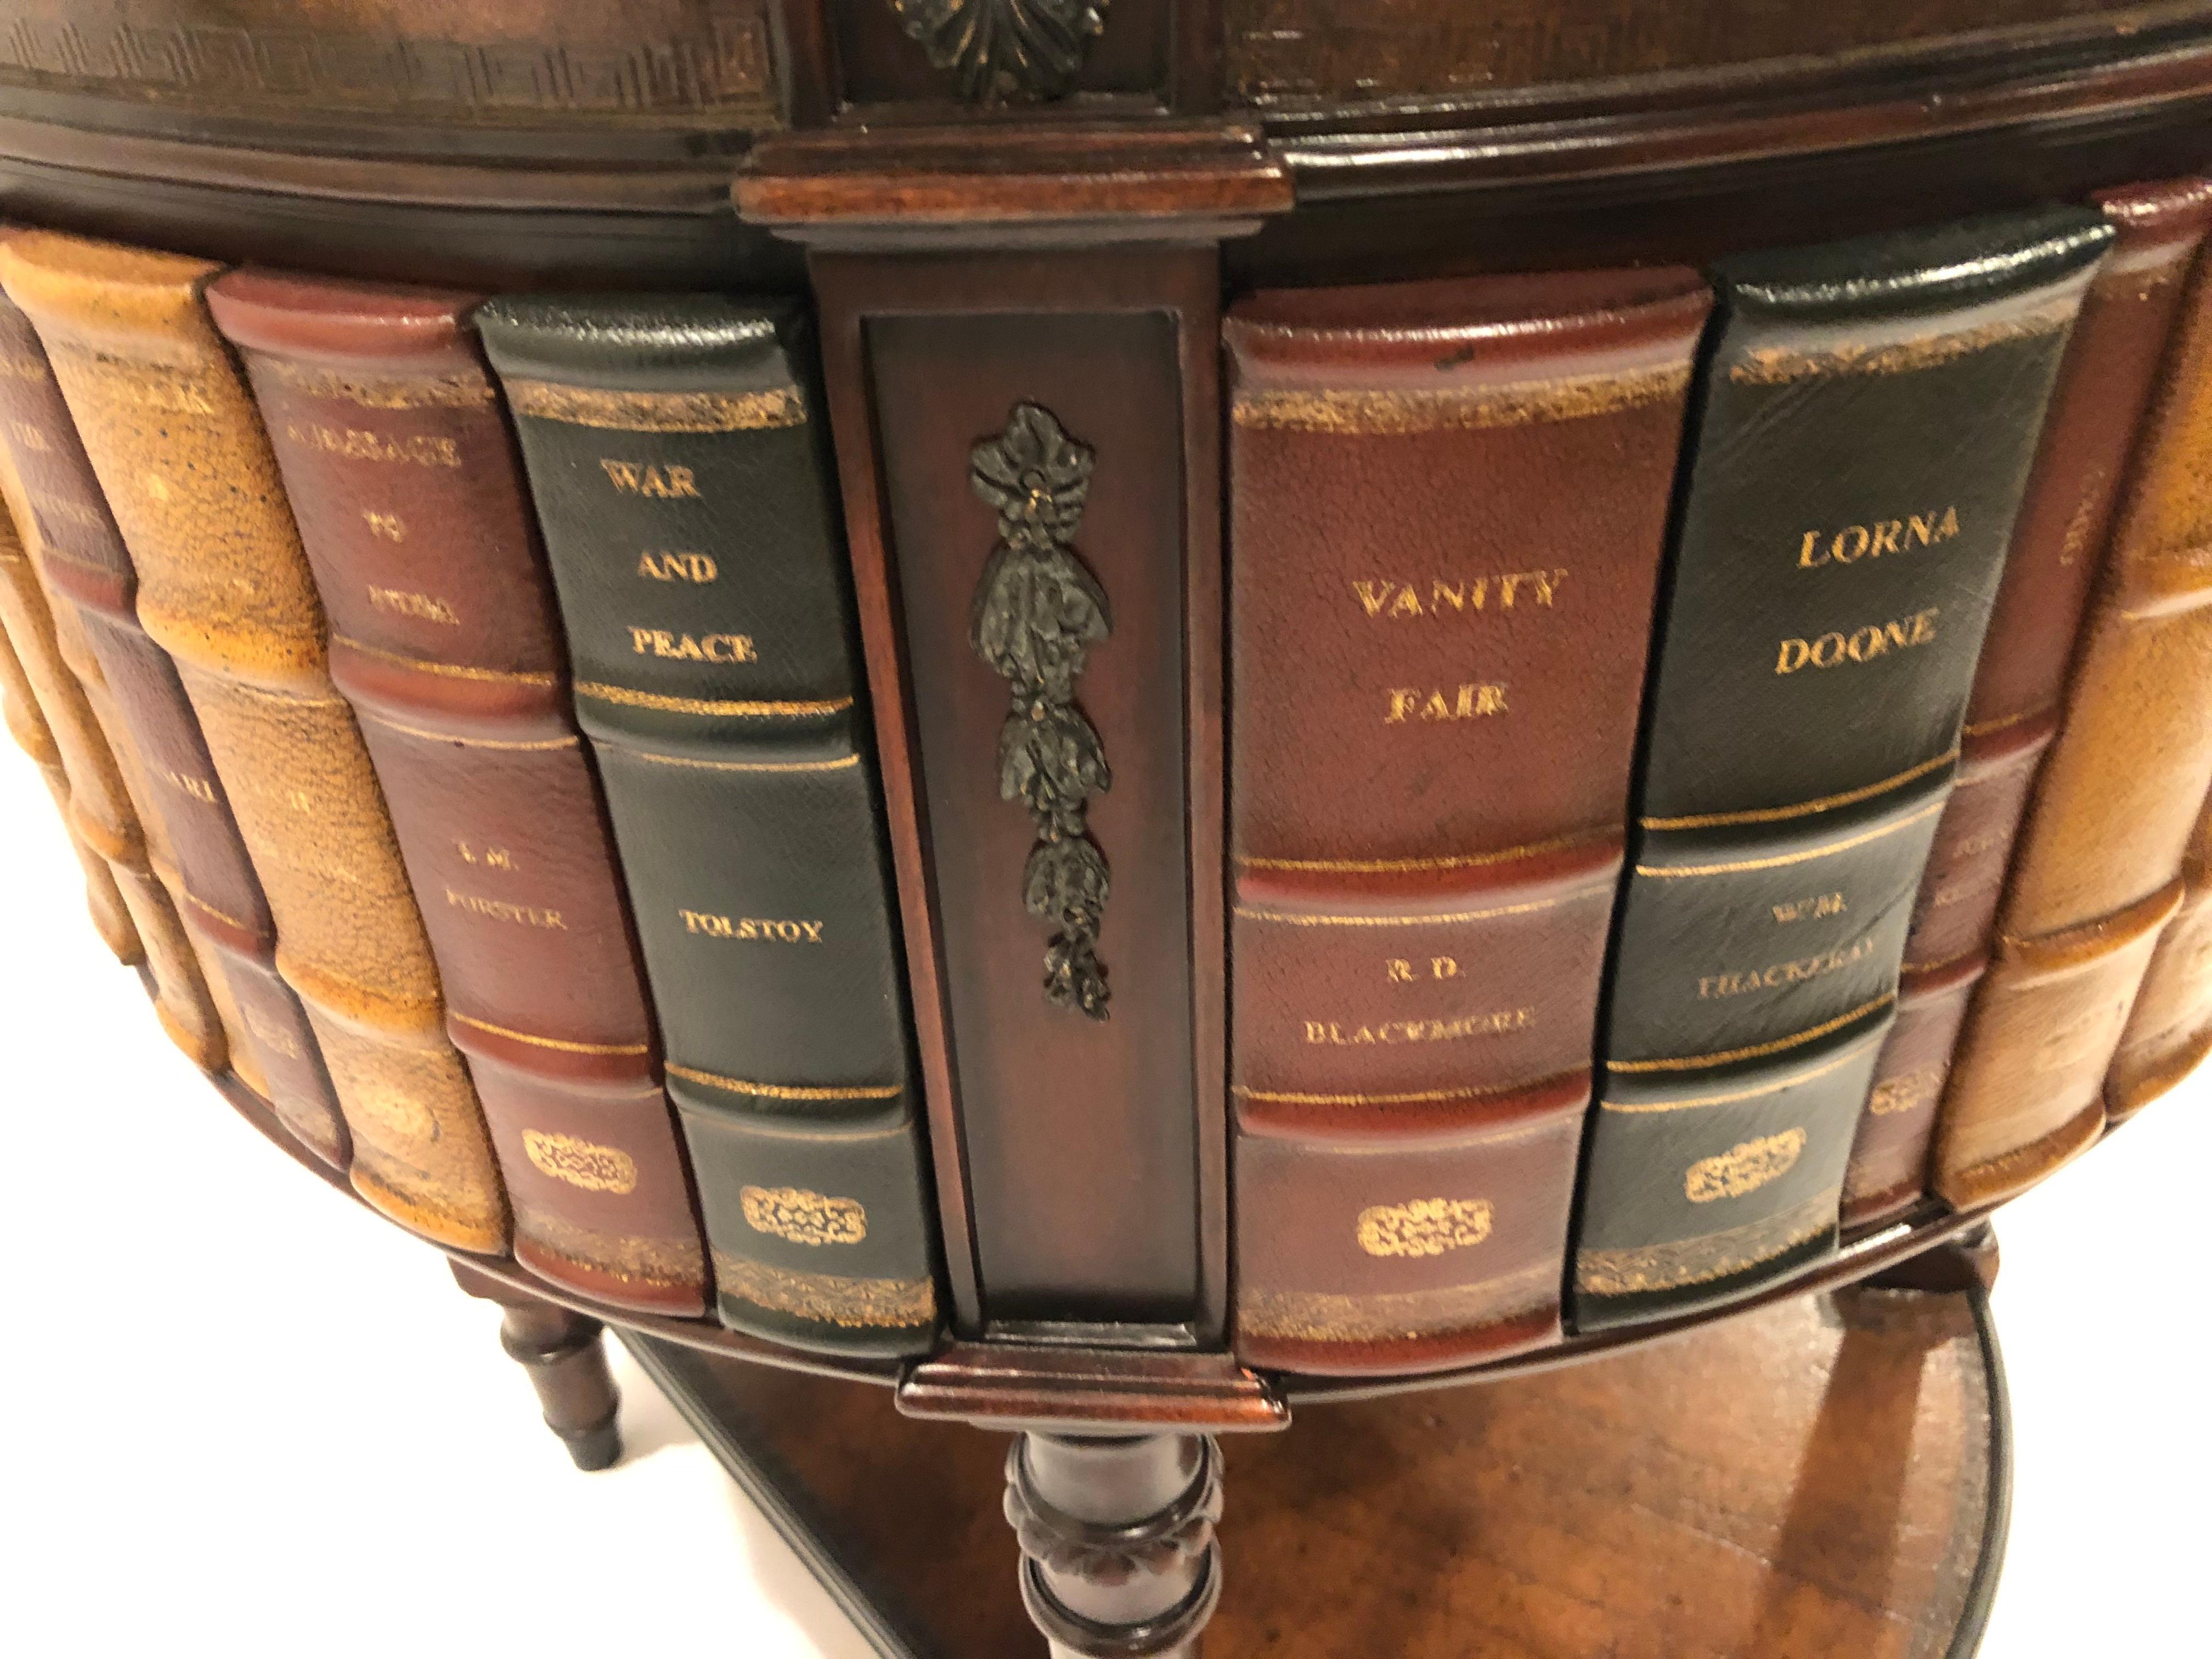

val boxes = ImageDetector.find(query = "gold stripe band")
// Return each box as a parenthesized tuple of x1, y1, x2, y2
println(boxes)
(1233, 363, 1690, 435)
(1575, 1189, 1838, 1295)
(667, 1063, 902, 1102)
(1600, 1043, 1872, 1109)
(575, 681, 852, 719)
(1233, 895, 1579, 928)
(506, 379, 807, 432)
(448, 1013, 651, 1057)
(332, 635, 558, 686)
(1640, 749, 1955, 831)
(1237, 831, 1610, 874)
(625, 750, 860, 775)
(1605, 994, 1894, 1077)
(365, 715, 578, 752)
(1233, 1079, 1541, 1106)
(1634, 800, 1945, 878)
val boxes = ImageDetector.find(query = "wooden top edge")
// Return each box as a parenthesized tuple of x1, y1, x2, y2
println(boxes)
(736, 123, 1295, 228)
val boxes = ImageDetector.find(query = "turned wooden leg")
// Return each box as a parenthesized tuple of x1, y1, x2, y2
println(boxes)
(450, 1260, 623, 1471)
(1003, 1431, 1223, 1659)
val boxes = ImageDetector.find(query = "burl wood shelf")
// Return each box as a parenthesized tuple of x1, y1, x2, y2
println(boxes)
(624, 1282, 2007, 1659)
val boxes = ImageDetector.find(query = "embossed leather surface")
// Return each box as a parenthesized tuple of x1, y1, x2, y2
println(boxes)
(1640, 207, 2109, 822)
(211, 269, 706, 1312)
(1222, 270, 1705, 1363)
(1226, 268, 1708, 865)
(1963, 179, 2212, 735)
(678, 1098, 938, 1356)
(1, 230, 505, 1251)
(1581, 208, 2105, 1326)
(1234, 1077, 1584, 1375)
(1607, 785, 1945, 1069)
(0, 277, 346, 1158)
(1231, 842, 1620, 1110)
(1936, 880, 2182, 1207)
(1575, 1017, 1892, 1330)
(0, 616, 139, 962)
(0, 489, 224, 1068)
(1999, 228, 2212, 939)
(2107, 791, 2212, 1117)
(1898, 717, 2055, 977)
(479, 295, 939, 1353)
(1841, 955, 1984, 1227)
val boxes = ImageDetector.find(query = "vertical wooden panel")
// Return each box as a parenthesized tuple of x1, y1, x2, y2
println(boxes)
(812, 250, 1225, 1341)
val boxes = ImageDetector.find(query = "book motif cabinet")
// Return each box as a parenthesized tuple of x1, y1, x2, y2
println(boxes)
(2, 2, 2210, 1654)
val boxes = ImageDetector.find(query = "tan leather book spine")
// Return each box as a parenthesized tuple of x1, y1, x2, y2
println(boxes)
(1936, 881, 2180, 1207)
(1936, 213, 2212, 1205)
(0, 484, 221, 1064)
(2107, 787, 2212, 1118)
(0, 261, 348, 1164)
(0, 605, 138, 962)
(0, 230, 505, 1251)
(33, 538, 240, 1073)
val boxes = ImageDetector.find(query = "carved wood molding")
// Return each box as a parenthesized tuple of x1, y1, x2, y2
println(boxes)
(887, 0, 1109, 103)
(969, 401, 1115, 1019)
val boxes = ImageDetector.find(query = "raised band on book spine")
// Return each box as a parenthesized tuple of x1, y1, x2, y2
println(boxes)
(0, 230, 507, 1252)
(1847, 178, 2212, 1220)
(210, 269, 709, 1312)
(0, 553, 139, 964)
(2107, 784, 2212, 1116)
(479, 294, 940, 1357)
(0, 273, 345, 1161)
(1225, 267, 1710, 1372)
(1577, 206, 2112, 1327)
(1939, 200, 2212, 1200)
(0, 477, 224, 1071)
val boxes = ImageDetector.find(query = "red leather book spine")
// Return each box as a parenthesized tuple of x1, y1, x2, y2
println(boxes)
(1841, 955, 1984, 1228)
(1224, 268, 1709, 1373)
(208, 270, 707, 1315)
(0, 280, 346, 1163)
(1865, 179, 2212, 1214)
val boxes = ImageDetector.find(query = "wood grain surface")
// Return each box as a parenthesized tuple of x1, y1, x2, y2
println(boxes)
(630, 1282, 2002, 1658)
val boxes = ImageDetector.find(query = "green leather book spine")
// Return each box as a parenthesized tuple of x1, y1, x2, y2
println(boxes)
(1575, 207, 2113, 1329)
(478, 295, 940, 1357)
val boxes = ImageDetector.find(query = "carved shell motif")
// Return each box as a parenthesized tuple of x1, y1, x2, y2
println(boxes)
(887, 0, 1109, 103)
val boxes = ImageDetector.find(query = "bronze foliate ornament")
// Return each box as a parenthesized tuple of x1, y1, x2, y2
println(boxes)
(887, 0, 1108, 103)
(969, 402, 1114, 1019)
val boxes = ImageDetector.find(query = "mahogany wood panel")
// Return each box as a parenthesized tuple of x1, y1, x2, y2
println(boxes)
(0, 0, 783, 156)
(628, 1283, 2005, 1659)
(1228, 0, 2187, 109)
(812, 249, 1226, 1341)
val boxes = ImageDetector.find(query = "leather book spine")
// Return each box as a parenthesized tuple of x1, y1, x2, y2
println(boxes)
(1898, 717, 2058, 980)
(209, 269, 708, 1314)
(1576, 1018, 1893, 1322)
(1936, 881, 2181, 1207)
(1579, 207, 2112, 1325)
(478, 295, 939, 1356)
(0, 231, 505, 1251)
(1841, 955, 1984, 1228)
(1938, 209, 2212, 1203)
(0, 597, 139, 963)
(0, 281, 345, 1160)
(2107, 788, 2212, 1117)
(0, 484, 223, 1067)
(1222, 268, 1708, 1372)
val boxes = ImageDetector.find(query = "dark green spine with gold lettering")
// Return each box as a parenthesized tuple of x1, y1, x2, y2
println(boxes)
(478, 296, 940, 1357)
(1573, 208, 2112, 1329)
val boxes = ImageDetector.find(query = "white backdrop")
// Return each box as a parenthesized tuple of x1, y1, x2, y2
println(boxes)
(0, 742, 2202, 1657)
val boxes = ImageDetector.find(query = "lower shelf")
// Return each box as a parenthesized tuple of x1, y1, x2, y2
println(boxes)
(622, 1280, 2010, 1659)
